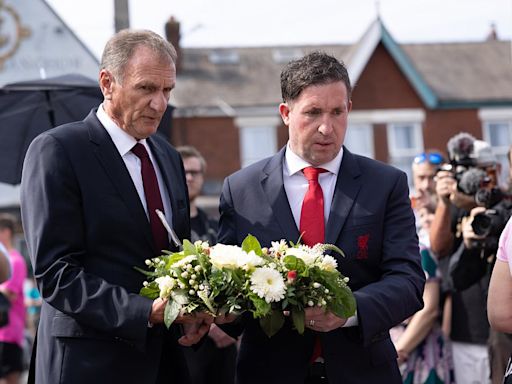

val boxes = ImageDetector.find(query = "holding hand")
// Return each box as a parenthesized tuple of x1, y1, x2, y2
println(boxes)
(304, 306, 347, 332)
(179, 316, 213, 346)
(461, 206, 487, 249)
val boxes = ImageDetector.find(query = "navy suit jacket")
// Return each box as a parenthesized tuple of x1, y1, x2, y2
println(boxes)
(218, 147, 425, 384)
(20, 111, 191, 384)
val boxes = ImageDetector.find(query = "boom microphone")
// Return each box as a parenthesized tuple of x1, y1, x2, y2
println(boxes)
(458, 168, 487, 196)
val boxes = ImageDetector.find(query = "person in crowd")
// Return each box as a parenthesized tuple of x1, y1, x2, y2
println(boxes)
(177, 146, 219, 245)
(218, 51, 425, 384)
(20, 29, 212, 384)
(0, 214, 27, 384)
(488, 216, 512, 384)
(392, 205, 455, 384)
(429, 133, 512, 384)
(177, 146, 237, 384)
(390, 153, 454, 383)
(410, 150, 444, 245)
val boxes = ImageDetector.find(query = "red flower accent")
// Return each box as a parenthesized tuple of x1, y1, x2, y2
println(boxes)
(356, 234, 370, 260)
(287, 270, 297, 283)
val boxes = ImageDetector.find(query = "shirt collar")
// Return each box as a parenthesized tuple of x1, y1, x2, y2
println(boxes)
(96, 104, 148, 156)
(284, 142, 344, 176)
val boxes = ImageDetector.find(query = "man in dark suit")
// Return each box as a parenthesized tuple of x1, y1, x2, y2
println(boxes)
(218, 51, 425, 384)
(20, 30, 211, 384)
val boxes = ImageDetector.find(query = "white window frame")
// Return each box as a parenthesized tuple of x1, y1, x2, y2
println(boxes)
(386, 122, 424, 159)
(235, 116, 280, 168)
(479, 108, 512, 187)
(345, 123, 374, 158)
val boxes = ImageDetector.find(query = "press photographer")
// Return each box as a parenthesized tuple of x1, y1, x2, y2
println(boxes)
(429, 132, 512, 384)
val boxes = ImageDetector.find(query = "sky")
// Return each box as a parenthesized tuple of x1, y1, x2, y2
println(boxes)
(45, 0, 512, 59)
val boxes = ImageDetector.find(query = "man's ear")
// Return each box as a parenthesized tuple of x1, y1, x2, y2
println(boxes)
(279, 102, 291, 126)
(99, 70, 114, 100)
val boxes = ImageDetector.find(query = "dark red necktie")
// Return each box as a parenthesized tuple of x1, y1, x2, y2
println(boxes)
(300, 166, 327, 363)
(131, 143, 169, 254)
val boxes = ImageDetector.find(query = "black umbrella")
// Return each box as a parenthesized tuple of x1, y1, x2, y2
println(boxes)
(0, 73, 173, 185)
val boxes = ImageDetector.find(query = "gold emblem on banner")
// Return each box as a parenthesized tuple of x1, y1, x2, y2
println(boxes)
(0, 0, 31, 70)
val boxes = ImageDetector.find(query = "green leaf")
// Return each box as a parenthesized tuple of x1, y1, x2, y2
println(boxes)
(259, 310, 285, 338)
(164, 300, 181, 328)
(241, 234, 262, 255)
(139, 284, 160, 300)
(283, 255, 306, 273)
(133, 266, 159, 277)
(182, 239, 197, 255)
(291, 309, 305, 334)
(197, 289, 216, 314)
(323, 244, 345, 257)
(251, 296, 271, 318)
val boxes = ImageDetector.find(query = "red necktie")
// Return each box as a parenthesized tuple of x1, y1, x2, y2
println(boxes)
(300, 166, 327, 247)
(300, 166, 327, 363)
(131, 143, 169, 254)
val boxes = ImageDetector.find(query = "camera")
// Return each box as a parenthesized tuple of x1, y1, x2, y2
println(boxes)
(472, 198, 512, 238)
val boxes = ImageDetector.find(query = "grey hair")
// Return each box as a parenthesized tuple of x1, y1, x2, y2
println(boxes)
(280, 51, 352, 102)
(100, 29, 177, 84)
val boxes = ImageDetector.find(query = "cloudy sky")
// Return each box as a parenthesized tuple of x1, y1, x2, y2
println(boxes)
(46, 0, 512, 59)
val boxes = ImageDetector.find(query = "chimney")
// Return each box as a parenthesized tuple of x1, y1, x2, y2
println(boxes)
(486, 23, 498, 41)
(165, 16, 182, 73)
(114, 0, 130, 32)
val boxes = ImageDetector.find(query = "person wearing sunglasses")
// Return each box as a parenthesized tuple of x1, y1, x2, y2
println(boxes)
(411, 151, 445, 215)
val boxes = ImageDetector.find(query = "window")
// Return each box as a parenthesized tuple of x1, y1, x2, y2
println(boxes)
(482, 120, 512, 186)
(236, 116, 280, 168)
(387, 122, 424, 189)
(480, 108, 512, 187)
(345, 124, 374, 158)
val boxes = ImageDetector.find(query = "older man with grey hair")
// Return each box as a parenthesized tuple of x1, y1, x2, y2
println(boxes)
(21, 29, 211, 384)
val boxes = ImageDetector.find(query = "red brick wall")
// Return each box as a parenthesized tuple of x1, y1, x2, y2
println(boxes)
(171, 116, 240, 181)
(424, 109, 482, 155)
(352, 43, 423, 110)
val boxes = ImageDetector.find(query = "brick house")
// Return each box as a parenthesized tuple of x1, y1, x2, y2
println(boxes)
(167, 18, 512, 200)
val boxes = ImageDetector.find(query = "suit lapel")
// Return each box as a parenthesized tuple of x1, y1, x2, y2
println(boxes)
(326, 148, 362, 245)
(85, 111, 154, 251)
(261, 148, 300, 243)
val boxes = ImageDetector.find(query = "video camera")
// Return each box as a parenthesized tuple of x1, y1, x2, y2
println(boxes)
(443, 133, 512, 251)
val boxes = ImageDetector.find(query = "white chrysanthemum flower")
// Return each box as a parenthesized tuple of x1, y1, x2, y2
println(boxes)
(319, 255, 338, 271)
(155, 275, 175, 298)
(173, 255, 198, 268)
(285, 246, 320, 265)
(250, 267, 286, 303)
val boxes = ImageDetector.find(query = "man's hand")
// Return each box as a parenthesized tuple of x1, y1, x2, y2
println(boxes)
(208, 324, 237, 348)
(214, 312, 238, 325)
(461, 206, 486, 248)
(149, 297, 167, 325)
(178, 315, 213, 346)
(304, 307, 347, 332)
(435, 171, 456, 203)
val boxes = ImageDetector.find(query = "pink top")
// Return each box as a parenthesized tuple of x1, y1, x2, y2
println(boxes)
(0, 249, 27, 346)
(497, 217, 512, 276)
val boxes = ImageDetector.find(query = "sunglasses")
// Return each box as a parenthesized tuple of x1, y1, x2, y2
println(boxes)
(413, 152, 445, 165)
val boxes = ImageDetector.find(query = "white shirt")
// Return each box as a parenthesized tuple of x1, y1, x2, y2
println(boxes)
(96, 105, 174, 235)
(283, 143, 358, 327)
(283, 143, 343, 229)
